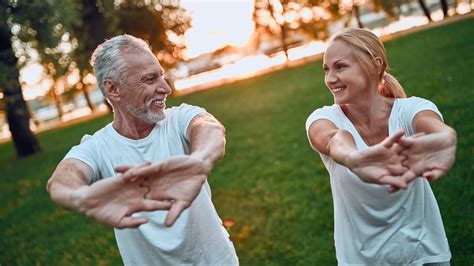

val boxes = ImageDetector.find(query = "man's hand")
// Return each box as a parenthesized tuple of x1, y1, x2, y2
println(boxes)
(346, 130, 413, 190)
(75, 162, 172, 229)
(115, 155, 208, 227)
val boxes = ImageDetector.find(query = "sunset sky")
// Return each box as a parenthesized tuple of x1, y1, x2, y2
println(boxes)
(180, 0, 254, 58)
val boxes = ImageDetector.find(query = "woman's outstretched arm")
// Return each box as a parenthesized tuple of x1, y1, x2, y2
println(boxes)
(399, 110, 457, 181)
(308, 119, 409, 190)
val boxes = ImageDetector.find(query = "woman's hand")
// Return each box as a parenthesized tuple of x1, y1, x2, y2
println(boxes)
(347, 130, 413, 190)
(399, 131, 457, 181)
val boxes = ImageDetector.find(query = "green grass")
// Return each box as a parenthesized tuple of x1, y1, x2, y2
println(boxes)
(1, 18, 473, 265)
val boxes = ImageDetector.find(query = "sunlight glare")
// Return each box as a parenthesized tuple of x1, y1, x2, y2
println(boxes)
(180, 0, 254, 59)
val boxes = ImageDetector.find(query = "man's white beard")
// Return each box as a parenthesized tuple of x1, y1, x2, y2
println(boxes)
(125, 101, 165, 123)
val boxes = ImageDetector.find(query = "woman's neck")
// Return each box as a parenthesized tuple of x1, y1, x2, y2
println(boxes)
(341, 96, 396, 146)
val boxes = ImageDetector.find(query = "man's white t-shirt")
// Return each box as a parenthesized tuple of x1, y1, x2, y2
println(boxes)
(305, 97, 451, 265)
(65, 103, 238, 265)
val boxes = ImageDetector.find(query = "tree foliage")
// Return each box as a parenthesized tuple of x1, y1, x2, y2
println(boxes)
(253, 0, 342, 60)
(0, 0, 191, 157)
(0, 0, 78, 157)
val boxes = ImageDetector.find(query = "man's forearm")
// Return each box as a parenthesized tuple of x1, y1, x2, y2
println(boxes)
(189, 122, 226, 173)
(46, 159, 91, 212)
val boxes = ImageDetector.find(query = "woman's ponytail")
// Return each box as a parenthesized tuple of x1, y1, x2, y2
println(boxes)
(378, 72, 406, 98)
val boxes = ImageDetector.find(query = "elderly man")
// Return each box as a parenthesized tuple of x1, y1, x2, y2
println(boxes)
(46, 35, 238, 265)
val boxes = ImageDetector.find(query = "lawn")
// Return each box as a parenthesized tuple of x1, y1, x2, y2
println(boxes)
(1, 18, 473, 265)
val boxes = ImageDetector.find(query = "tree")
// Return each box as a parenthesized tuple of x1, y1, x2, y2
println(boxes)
(68, 0, 191, 98)
(253, 0, 341, 61)
(417, 0, 433, 22)
(112, 0, 191, 70)
(0, 0, 77, 157)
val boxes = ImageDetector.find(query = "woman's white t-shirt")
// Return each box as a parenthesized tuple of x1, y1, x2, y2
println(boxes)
(305, 97, 451, 265)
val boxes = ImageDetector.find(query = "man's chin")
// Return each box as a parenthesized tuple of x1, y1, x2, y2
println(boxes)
(144, 113, 165, 123)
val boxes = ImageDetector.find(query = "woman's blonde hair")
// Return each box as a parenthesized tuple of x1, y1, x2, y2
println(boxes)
(329, 28, 406, 98)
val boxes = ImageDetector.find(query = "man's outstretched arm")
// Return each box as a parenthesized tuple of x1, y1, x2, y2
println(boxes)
(46, 159, 171, 228)
(187, 112, 226, 173)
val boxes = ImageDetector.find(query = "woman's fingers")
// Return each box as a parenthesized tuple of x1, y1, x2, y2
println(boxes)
(401, 169, 418, 184)
(386, 164, 408, 176)
(423, 168, 446, 181)
(383, 130, 405, 148)
(388, 185, 400, 193)
(378, 175, 407, 190)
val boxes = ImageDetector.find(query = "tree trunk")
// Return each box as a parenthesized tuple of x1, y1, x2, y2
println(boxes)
(280, 25, 289, 62)
(82, 84, 95, 111)
(353, 5, 364, 28)
(418, 0, 433, 21)
(440, 0, 449, 18)
(52, 86, 63, 119)
(0, 26, 41, 157)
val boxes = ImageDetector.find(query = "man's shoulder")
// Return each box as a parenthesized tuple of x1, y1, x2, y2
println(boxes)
(165, 103, 202, 113)
(77, 124, 112, 145)
(164, 103, 205, 120)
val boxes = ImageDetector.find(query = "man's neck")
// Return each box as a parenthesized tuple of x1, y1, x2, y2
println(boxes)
(112, 112, 156, 140)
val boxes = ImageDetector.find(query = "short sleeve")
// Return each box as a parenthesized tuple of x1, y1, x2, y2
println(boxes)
(64, 135, 100, 184)
(400, 97, 443, 135)
(173, 103, 205, 142)
(305, 105, 340, 133)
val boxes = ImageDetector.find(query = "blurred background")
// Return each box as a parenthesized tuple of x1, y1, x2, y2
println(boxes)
(1, 1, 473, 265)
(1, 0, 472, 152)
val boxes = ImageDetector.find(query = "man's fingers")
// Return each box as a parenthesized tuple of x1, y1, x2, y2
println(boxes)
(164, 201, 189, 227)
(120, 161, 152, 182)
(114, 164, 135, 173)
(383, 130, 405, 148)
(115, 216, 148, 229)
(133, 163, 164, 179)
(132, 199, 172, 213)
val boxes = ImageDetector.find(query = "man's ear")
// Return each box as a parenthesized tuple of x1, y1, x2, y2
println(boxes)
(104, 79, 120, 101)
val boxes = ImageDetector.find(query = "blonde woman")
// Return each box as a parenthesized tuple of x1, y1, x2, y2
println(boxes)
(305, 28, 456, 265)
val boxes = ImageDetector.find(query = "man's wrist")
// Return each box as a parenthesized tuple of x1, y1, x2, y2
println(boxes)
(189, 152, 213, 175)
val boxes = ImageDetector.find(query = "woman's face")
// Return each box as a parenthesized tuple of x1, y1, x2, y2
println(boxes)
(323, 40, 372, 105)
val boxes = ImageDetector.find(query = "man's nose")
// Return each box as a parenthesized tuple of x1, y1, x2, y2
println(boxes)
(157, 80, 172, 95)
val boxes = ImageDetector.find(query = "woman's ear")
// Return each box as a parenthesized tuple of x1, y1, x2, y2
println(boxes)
(104, 79, 120, 101)
(374, 57, 384, 76)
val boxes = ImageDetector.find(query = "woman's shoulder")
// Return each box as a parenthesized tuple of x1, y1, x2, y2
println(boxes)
(307, 104, 339, 116)
(306, 104, 340, 131)
(395, 96, 434, 106)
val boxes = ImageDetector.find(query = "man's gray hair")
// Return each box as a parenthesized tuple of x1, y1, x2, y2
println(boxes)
(90, 35, 153, 97)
